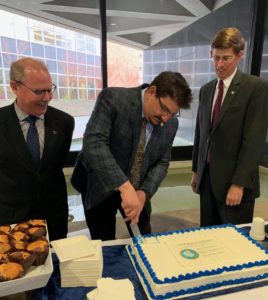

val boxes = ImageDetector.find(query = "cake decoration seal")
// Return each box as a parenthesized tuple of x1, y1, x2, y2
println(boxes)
(180, 249, 199, 259)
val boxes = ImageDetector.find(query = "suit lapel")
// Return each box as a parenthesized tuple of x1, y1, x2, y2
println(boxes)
(4, 105, 35, 169)
(144, 125, 160, 159)
(212, 71, 242, 132)
(40, 109, 59, 167)
(206, 80, 217, 130)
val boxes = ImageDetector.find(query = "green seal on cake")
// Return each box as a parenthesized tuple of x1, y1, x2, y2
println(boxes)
(180, 249, 199, 259)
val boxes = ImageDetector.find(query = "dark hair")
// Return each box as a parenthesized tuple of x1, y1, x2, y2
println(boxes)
(211, 27, 245, 54)
(149, 71, 192, 109)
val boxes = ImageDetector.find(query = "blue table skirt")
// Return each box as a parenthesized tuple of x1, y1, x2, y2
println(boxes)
(30, 245, 147, 300)
(30, 226, 268, 300)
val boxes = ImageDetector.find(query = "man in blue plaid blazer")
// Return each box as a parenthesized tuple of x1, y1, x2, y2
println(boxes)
(72, 71, 192, 240)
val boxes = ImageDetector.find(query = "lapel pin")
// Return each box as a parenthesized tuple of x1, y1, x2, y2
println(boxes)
(52, 130, 57, 134)
(231, 91, 235, 94)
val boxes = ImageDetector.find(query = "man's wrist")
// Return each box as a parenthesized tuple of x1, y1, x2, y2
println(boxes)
(231, 184, 244, 191)
(140, 189, 150, 201)
(118, 180, 132, 192)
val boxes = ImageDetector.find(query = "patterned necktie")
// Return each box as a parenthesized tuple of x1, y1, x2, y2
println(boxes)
(130, 118, 147, 189)
(211, 80, 224, 128)
(26, 115, 40, 163)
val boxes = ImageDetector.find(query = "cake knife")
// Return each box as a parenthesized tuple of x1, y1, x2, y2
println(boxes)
(130, 223, 141, 237)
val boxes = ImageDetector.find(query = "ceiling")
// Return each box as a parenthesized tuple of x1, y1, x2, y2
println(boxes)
(0, 0, 231, 49)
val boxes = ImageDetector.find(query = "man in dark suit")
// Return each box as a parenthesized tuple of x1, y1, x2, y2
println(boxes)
(191, 27, 268, 226)
(72, 71, 192, 240)
(0, 57, 74, 240)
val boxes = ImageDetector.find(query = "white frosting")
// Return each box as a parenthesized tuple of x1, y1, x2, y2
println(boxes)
(129, 226, 268, 299)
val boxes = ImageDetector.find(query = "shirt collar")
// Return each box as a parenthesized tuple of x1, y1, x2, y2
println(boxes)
(219, 68, 237, 89)
(141, 88, 147, 119)
(14, 100, 44, 121)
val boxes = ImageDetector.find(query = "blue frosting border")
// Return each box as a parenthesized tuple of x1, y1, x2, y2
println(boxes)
(129, 224, 268, 299)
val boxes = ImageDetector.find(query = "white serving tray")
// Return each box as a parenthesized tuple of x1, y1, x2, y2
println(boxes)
(0, 223, 53, 297)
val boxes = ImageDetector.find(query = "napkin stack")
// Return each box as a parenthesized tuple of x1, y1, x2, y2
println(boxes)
(51, 235, 103, 287)
(87, 277, 135, 300)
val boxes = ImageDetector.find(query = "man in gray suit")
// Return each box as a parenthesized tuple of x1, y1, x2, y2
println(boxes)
(0, 58, 74, 240)
(72, 71, 192, 240)
(191, 28, 268, 226)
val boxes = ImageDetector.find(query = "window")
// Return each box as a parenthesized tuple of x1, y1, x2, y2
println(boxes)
(0, 1, 257, 155)
(0, 9, 101, 152)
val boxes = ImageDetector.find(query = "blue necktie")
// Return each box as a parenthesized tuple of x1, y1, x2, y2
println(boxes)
(26, 116, 40, 163)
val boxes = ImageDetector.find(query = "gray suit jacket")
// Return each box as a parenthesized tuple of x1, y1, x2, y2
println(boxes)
(74, 85, 178, 211)
(192, 70, 268, 202)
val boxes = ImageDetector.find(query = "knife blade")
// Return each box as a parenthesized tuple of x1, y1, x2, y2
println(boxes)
(130, 223, 141, 237)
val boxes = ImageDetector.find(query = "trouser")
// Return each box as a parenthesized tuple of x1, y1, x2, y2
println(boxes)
(83, 191, 151, 241)
(199, 164, 255, 227)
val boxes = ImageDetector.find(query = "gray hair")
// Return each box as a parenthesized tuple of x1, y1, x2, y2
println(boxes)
(10, 57, 49, 81)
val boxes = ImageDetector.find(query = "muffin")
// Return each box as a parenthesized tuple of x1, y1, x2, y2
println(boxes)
(27, 240, 49, 266)
(27, 219, 46, 228)
(10, 231, 30, 243)
(0, 243, 11, 254)
(0, 253, 9, 263)
(9, 251, 36, 272)
(12, 222, 29, 233)
(28, 226, 46, 241)
(0, 225, 11, 235)
(9, 231, 30, 251)
(0, 234, 9, 244)
(10, 240, 28, 252)
(0, 262, 24, 281)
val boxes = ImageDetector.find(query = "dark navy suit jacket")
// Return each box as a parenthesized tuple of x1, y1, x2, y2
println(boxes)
(0, 103, 74, 240)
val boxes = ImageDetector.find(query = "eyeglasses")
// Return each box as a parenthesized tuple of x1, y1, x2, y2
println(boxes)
(16, 81, 57, 96)
(157, 97, 180, 118)
(211, 55, 236, 64)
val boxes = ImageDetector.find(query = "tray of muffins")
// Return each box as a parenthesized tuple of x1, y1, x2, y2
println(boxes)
(0, 219, 53, 297)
